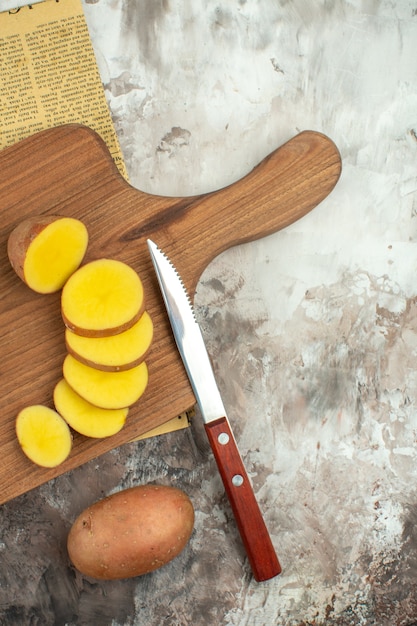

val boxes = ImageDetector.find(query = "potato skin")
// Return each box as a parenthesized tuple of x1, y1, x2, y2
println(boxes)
(67, 485, 194, 580)
(7, 215, 61, 284)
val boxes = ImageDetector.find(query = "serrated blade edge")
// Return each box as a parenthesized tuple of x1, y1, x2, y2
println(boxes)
(147, 239, 227, 423)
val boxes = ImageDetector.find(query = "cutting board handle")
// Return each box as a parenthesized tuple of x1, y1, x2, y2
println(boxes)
(153, 130, 341, 293)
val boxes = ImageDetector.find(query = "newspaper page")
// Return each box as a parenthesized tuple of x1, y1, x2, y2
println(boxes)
(0, 0, 127, 179)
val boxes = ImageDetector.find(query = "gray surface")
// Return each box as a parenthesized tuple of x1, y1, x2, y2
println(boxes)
(1, 1, 417, 624)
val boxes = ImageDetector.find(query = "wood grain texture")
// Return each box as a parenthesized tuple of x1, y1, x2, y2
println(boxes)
(0, 124, 341, 503)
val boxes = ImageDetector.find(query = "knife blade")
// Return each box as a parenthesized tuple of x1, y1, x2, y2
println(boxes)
(147, 239, 281, 582)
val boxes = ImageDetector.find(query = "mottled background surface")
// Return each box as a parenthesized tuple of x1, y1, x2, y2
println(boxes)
(1, 0, 417, 624)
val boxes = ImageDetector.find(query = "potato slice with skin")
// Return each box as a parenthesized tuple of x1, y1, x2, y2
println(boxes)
(7, 216, 88, 294)
(65, 311, 153, 372)
(63, 354, 148, 409)
(16, 405, 72, 467)
(61, 259, 145, 337)
(54, 379, 129, 438)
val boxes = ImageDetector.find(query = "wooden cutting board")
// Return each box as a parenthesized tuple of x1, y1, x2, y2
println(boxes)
(0, 124, 341, 503)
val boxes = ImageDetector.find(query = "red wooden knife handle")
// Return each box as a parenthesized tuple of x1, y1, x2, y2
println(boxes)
(204, 416, 281, 581)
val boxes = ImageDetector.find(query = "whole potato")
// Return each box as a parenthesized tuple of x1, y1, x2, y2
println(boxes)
(67, 484, 194, 580)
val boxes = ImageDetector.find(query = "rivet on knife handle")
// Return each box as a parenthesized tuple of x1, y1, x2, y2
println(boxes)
(147, 239, 281, 581)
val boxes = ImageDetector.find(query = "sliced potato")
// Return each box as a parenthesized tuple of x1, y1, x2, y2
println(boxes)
(65, 311, 153, 371)
(63, 354, 148, 409)
(61, 259, 145, 337)
(7, 215, 88, 293)
(16, 404, 72, 467)
(54, 379, 129, 438)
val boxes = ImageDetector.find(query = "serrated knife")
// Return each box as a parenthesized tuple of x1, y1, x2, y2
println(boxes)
(147, 239, 281, 582)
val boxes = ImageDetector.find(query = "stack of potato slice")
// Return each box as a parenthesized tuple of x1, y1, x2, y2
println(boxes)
(56, 258, 153, 438)
(8, 216, 153, 468)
